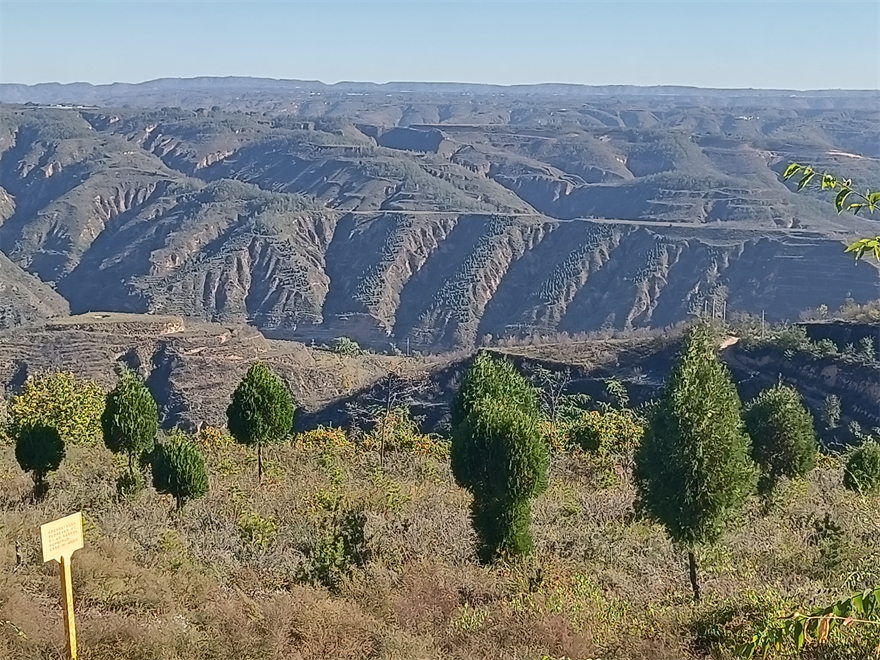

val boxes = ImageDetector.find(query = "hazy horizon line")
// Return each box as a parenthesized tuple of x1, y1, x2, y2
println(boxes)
(2, 76, 879, 93)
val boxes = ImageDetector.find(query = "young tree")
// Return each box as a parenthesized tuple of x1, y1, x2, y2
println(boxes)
(345, 370, 426, 467)
(451, 352, 549, 563)
(822, 394, 842, 430)
(744, 383, 818, 494)
(102, 369, 159, 476)
(634, 324, 757, 602)
(151, 430, 209, 509)
(9, 371, 105, 446)
(227, 362, 296, 482)
(843, 439, 880, 495)
(14, 425, 65, 497)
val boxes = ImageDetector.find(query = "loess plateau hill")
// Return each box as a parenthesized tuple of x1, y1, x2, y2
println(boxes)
(0, 81, 879, 349)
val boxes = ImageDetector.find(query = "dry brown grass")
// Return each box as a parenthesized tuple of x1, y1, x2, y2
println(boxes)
(3, 440, 880, 659)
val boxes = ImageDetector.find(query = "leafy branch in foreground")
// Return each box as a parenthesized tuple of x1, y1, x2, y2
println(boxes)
(782, 163, 880, 260)
(739, 587, 880, 658)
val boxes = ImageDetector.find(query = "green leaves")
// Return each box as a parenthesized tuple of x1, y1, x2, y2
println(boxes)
(846, 237, 880, 261)
(783, 163, 802, 179)
(782, 163, 880, 222)
(835, 187, 852, 212)
(783, 162, 878, 261)
(739, 588, 880, 658)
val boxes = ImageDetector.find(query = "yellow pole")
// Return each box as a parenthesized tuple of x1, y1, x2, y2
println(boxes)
(59, 554, 77, 660)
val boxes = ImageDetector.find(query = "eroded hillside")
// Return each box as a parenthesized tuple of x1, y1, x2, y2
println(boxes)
(1, 90, 878, 350)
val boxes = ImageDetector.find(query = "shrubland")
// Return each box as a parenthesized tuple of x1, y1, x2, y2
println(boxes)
(2, 339, 880, 659)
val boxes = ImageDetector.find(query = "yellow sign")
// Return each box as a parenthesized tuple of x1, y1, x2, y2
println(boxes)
(41, 512, 83, 660)
(41, 512, 83, 563)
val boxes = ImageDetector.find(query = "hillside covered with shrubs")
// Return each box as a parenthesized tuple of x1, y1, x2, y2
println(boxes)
(3, 323, 880, 659)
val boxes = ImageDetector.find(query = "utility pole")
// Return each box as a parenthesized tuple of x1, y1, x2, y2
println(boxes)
(761, 310, 765, 340)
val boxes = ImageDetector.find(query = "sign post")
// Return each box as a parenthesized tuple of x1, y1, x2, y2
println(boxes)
(40, 512, 84, 660)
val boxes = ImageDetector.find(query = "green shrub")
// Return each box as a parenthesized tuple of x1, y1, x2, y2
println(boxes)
(693, 589, 800, 658)
(151, 431, 209, 509)
(451, 352, 548, 563)
(8, 371, 105, 446)
(843, 440, 880, 495)
(765, 326, 812, 352)
(14, 425, 65, 497)
(294, 425, 354, 451)
(115, 470, 146, 498)
(744, 384, 818, 494)
(194, 425, 235, 451)
(102, 369, 158, 476)
(298, 507, 367, 592)
(360, 407, 450, 459)
(331, 337, 363, 356)
(569, 409, 644, 455)
(227, 362, 297, 482)
(238, 512, 277, 549)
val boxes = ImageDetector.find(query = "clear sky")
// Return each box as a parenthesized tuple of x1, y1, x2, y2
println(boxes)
(1, 0, 878, 89)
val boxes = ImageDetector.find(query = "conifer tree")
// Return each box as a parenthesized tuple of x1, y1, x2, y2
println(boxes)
(152, 430, 209, 509)
(634, 324, 757, 601)
(227, 362, 296, 482)
(451, 352, 548, 562)
(744, 383, 818, 494)
(102, 369, 159, 476)
(14, 425, 65, 498)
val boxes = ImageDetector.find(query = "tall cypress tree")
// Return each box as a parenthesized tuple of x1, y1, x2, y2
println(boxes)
(102, 369, 158, 476)
(227, 362, 296, 482)
(634, 324, 757, 601)
(451, 352, 548, 563)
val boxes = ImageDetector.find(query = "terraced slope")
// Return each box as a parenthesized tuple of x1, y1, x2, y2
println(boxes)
(0, 315, 433, 429)
(0, 94, 878, 350)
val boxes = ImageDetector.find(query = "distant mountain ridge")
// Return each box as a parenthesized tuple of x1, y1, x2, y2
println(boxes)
(3, 77, 879, 109)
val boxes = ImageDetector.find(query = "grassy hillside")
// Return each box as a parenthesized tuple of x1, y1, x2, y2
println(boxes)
(3, 314, 880, 658)
(3, 430, 880, 659)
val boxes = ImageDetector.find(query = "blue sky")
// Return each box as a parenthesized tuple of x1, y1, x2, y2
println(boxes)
(1, 1, 878, 89)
